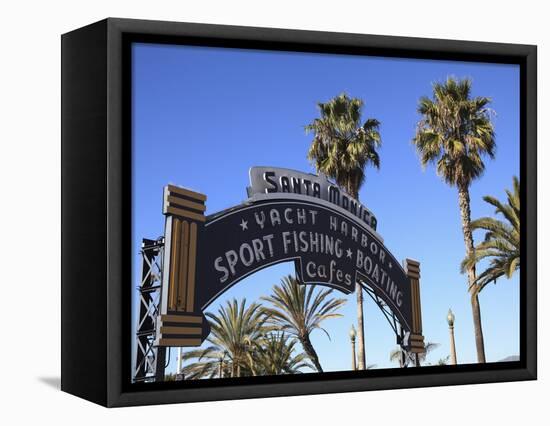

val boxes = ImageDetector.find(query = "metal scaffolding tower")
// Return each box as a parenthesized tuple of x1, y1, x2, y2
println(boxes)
(133, 237, 167, 382)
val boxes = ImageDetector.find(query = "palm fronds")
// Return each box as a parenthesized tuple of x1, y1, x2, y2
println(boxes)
(261, 275, 346, 372)
(182, 298, 267, 379)
(461, 176, 520, 292)
(413, 77, 495, 188)
(305, 92, 381, 198)
(389, 341, 440, 367)
(245, 332, 315, 376)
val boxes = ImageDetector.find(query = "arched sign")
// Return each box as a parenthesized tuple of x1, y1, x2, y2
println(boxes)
(155, 168, 425, 355)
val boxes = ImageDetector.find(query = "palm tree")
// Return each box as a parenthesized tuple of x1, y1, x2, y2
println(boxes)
(436, 356, 451, 366)
(305, 93, 381, 197)
(305, 93, 381, 370)
(245, 332, 315, 376)
(389, 342, 440, 367)
(412, 77, 495, 363)
(182, 298, 266, 379)
(261, 275, 346, 372)
(461, 176, 520, 290)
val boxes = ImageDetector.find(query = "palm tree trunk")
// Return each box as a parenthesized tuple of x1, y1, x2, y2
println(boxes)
(301, 335, 323, 372)
(457, 183, 486, 363)
(355, 282, 366, 369)
(348, 182, 367, 370)
(231, 360, 238, 378)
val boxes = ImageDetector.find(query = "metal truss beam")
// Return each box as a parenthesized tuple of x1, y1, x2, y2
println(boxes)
(360, 281, 416, 368)
(133, 237, 167, 383)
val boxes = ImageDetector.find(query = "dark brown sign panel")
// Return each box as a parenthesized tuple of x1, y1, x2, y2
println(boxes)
(155, 170, 424, 353)
(198, 197, 412, 331)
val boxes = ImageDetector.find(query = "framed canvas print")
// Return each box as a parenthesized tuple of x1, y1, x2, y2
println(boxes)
(61, 18, 537, 407)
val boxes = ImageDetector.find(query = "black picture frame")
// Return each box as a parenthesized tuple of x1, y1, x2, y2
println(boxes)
(61, 17, 537, 407)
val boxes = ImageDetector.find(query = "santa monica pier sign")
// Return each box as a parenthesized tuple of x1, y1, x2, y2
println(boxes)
(155, 167, 425, 355)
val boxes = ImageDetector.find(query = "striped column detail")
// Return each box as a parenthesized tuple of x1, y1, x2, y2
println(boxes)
(163, 184, 206, 222)
(155, 313, 210, 347)
(405, 258, 425, 354)
(409, 334, 426, 354)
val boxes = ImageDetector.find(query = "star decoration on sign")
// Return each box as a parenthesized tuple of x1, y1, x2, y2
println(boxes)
(239, 219, 248, 231)
(346, 248, 353, 258)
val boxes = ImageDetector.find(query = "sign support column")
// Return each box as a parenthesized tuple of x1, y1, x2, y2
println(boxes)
(155, 185, 210, 348)
(404, 258, 426, 365)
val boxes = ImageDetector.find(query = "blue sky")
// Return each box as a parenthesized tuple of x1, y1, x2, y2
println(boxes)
(131, 43, 519, 374)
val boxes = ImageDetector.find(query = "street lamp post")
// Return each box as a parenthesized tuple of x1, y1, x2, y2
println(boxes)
(349, 325, 357, 371)
(447, 308, 457, 365)
(175, 347, 184, 381)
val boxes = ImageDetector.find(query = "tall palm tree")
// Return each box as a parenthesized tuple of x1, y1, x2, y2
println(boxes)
(461, 176, 520, 290)
(261, 275, 346, 372)
(245, 332, 315, 376)
(305, 93, 381, 370)
(182, 298, 266, 379)
(412, 77, 495, 363)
